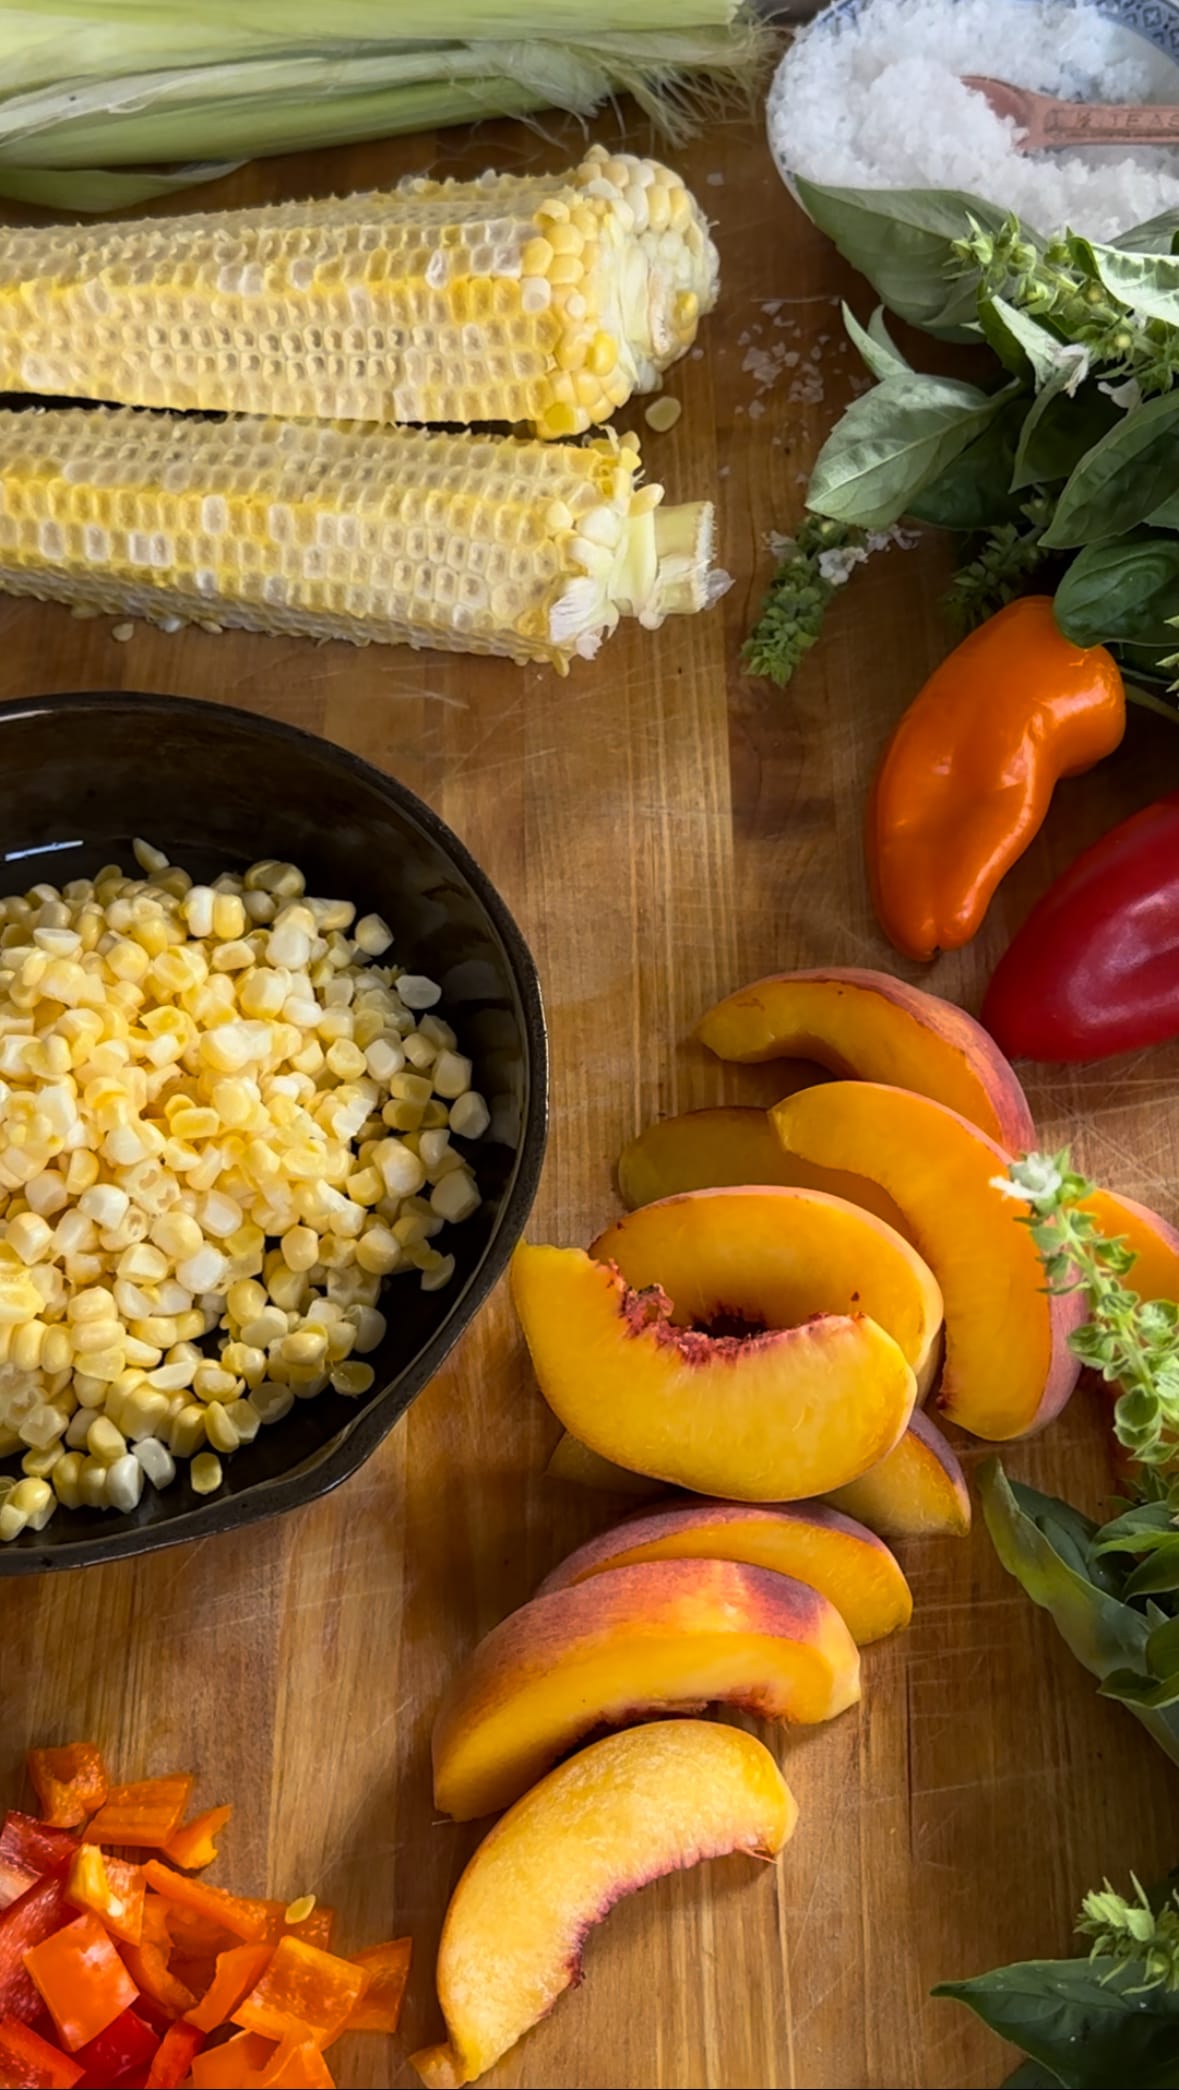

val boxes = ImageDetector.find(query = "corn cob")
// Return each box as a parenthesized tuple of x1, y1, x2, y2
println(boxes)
(0, 407, 721, 669)
(0, 148, 717, 440)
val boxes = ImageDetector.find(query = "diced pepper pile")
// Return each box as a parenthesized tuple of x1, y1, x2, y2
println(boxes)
(0, 1745, 411, 2089)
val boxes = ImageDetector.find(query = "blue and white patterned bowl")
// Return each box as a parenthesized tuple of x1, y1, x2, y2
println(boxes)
(769, 0, 1179, 201)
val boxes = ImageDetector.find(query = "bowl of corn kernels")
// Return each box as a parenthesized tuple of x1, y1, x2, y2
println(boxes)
(0, 691, 548, 1571)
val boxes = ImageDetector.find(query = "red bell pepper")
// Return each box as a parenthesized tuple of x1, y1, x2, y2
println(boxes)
(143, 2021, 204, 2090)
(0, 1818, 79, 1882)
(0, 1877, 70, 2023)
(0, 1852, 40, 1912)
(0, 2017, 83, 2088)
(71, 2006, 159, 2088)
(23, 1912, 137, 2051)
(983, 790, 1179, 1062)
(27, 1752, 108, 1835)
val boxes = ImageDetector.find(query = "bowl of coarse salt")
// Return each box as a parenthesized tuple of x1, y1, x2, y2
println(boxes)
(769, 0, 1179, 242)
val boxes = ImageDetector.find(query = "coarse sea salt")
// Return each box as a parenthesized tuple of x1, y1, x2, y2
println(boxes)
(770, 0, 1179, 238)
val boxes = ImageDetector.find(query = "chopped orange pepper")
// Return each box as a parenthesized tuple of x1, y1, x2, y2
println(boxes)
(86, 1777, 193, 1851)
(261, 1902, 335, 1950)
(341, 1937, 412, 2036)
(145, 2019, 204, 2089)
(261, 2037, 336, 2087)
(156, 1898, 232, 1961)
(233, 1936, 369, 2049)
(26, 1748, 108, 1833)
(119, 1939, 196, 2020)
(188, 2030, 277, 2087)
(162, 1806, 232, 1872)
(185, 1942, 273, 2033)
(142, 1861, 271, 1943)
(65, 1846, 144, 1947)
(23, 1911, 137, 2052)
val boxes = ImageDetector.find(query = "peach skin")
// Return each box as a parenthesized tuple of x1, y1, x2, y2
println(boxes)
(826, 1410, 971, 1538)
(537, 1498, 913, 1643)
(431, 1557, 860, 1820)
(510, 1242, 917, 1500)
(617, 1104, 911, 1234)
(412, 1721, 796, 2088)
(771, 1082, 1083, 1439)
(591, 1184, 944, 1399)
(696, 967, 1034, 1150)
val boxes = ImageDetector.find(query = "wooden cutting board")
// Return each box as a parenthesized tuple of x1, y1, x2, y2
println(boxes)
(1, 100, 1177, 2090)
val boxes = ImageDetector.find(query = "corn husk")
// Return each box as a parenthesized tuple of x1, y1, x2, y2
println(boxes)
(0, 5, 773, 209)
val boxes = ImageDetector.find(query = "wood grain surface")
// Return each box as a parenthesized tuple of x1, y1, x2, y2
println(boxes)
(1, 96, 1178, 2090)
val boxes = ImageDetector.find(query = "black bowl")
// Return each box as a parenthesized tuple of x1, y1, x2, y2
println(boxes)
(0, 691, 547, 1573)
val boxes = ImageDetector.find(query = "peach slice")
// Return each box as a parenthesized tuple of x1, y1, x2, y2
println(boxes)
(1086, 1188, 1179, 1304)
(770, 1082, 1083, 1439)
(826, 1410, 971, 1538)
(617, 1105, 911, 1234)
(412, 1721, 796, 2089)
(545, 1432, 662, 1497)
(537, 1499, 912, 1643)
(510, 1243, 917, 1500)
(697, 968, 1034, 1151)
(431, 1557, 860, 1821)
(591, 1185, 944, 1399)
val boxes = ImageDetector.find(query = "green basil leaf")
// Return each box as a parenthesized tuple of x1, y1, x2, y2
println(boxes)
(1054, 535, 1179, 648)
(1071, 235, 1179, 325)
(1127, 1541, 1179, 1597)
(794, 180, 1013, 337)
(1093, 1504, 1178, 1556)
(841, 301, 911, 382)
(808, 373, 1015, 530)
(935, 1958, 1179, 2087)
(1116, 209, 1179, 255)
(978, 294, 1068, 387)
(1012, 382, 1122, 492)
(1148, 1615, 1179, 1679)
(1042, 391, 1179, 548)
(1101, 1666, 1179, 1708)
(908, 392, 1029, 529)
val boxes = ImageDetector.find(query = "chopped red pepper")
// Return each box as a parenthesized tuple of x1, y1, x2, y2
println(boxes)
(117, 1942, 194, 2022)
(0, 1878, 70, 2024)
(185, 1943, 273, 2034)
(141, 1865, 271, 1945)
(160, 1809, 231, 1875)
(143, 2021, 204, 2090)
(233, 1937, 368, 2050)
(86, 1781, 193, 1854)
(260, 1905, 335, 1951)
(65, 1849, 144, 1948)
(0, 1852, 39, 1913)
(188, 2030, 277, 2087)
(26, 1752, 108, 1835)
(23, 1912, 137, 2052)
(260, 2039, 335, 2088)
(71, 2006, 159, 2089)
(340, 1937, 411, 2036)
(0, 2017, 84, 2089)
(0, 1818, 79, 1881)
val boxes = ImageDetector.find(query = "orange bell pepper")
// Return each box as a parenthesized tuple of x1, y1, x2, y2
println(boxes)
(0, 2016, 84, 2088)
(185, 1942, 274, 2033)
(233, 1936, 369, 2049)
(119, 1939, 196, 2020)
(261, 2037, 336, 2087)
(866, 596, 1125, 961)
(142, 1862, 272, 1943)
(144, 2019, 205, 2089)
(23, 1912, 137, 2051)
(340, 1938, 412, 2036)
(86, 1777, 193, 1851)
(188, 2029, 277, 2087)
(261, 1902, 335, 1950)
(26, 1749, 108, 1834)
(65, 1846, 144, 1947)
(162, 1806, 233, 1873)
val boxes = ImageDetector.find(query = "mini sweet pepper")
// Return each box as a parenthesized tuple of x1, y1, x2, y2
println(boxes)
(867, 596, 1125, 961)
(983, 790, 1179, 1062)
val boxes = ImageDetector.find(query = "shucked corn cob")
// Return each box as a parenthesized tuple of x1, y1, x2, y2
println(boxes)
(0, 147, 718, 441)
(0, 407, 721, 669)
